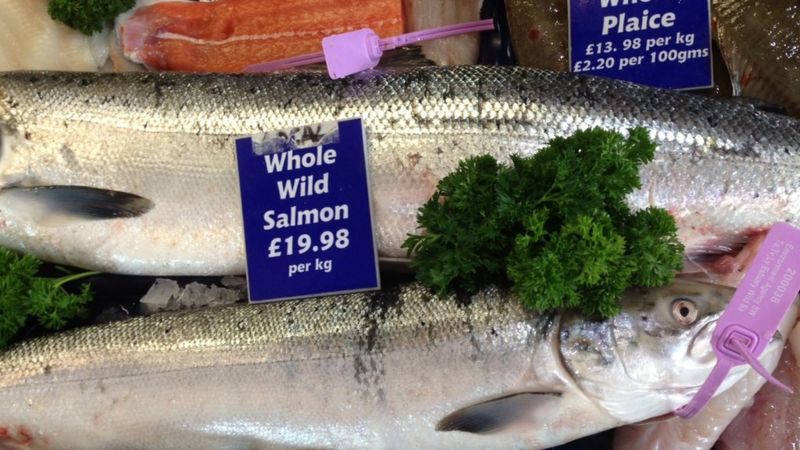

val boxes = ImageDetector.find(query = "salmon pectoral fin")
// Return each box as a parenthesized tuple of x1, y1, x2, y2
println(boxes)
(436, 392, 562, 434)
(0, 185, 154, 222)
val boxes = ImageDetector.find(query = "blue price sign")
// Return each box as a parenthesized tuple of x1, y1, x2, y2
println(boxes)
(236, 118, 380, 302)
(569, 0, 712, 90)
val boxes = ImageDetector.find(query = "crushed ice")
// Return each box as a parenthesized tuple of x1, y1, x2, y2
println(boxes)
(139, 278, 244, 314)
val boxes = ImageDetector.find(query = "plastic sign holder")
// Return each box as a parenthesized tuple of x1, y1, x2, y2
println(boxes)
(235, 118, 380, 302)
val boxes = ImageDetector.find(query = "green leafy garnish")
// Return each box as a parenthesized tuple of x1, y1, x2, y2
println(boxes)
(48, 0, 136, 35)
(0, 248, 97, 346)
(403, 127, 684, 317)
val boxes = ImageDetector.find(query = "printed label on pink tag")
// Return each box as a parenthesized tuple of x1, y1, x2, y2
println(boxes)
(676, 222, 800, 418)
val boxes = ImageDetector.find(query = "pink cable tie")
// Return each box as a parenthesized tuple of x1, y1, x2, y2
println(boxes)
(244, 19, 495, 78)
(675, 222, 800, 419)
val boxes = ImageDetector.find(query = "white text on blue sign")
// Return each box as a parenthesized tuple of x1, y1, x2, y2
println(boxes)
(569, 0, 712, 90)
(236, 119, 380, 302)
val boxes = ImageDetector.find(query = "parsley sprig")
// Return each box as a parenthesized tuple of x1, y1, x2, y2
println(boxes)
(403, 127, 684, 317)
(0, 249, 97, 346)
(48, 0, 135, 35)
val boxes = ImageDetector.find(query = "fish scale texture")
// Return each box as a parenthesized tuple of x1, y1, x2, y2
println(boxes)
(0, 279, 783, 449)
(0, 284, 555, 449)
(0, 66, 799, 275)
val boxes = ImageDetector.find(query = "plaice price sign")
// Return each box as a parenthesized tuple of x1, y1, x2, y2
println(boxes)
(569, 0, 713, 90)
(235, 118, 380, 302)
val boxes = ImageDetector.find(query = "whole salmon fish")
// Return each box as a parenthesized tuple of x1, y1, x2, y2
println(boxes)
(0, 66, 799, 275)
(0, 279, 793, 449)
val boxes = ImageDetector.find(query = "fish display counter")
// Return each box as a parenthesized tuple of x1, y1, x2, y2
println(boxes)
(0, 0, 799, 449)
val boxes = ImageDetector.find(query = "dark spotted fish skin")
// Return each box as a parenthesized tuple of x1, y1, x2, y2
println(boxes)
(0, 280, 756, 449)
(1, 66, 799, 275)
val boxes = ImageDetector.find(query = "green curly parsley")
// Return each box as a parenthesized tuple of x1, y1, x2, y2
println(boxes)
(48, 0, 136, 35)
(0, 248, 97, 346)
(403, 127, 684, 317)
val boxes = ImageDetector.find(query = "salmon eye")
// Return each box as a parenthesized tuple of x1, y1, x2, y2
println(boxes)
(672, 298, 698, 325)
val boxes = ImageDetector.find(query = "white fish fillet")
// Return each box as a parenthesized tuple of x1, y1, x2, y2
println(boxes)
(402, 0, 483, 65)
(0, 0, 108, 72)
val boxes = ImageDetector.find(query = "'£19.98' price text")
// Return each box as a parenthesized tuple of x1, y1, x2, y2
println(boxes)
(268, 229, 350, 258)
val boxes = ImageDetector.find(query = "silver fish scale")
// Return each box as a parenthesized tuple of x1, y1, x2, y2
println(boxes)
(1, 66, 799, 275)
(0, 278, 763, 449)
(0, 284, 561, 449)
(0, 284, 535, 389)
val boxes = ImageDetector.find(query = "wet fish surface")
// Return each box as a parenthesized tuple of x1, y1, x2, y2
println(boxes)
(506, 0, 568, 71)
(0, 279, 789, 449)
(717, 323, 800, 450)
(0, 0, 108, 72)
(715, 0, 800, 116)
(402, 0, 483, 66)
(1, 66, 799, 275)
(119, 0, 404, 73)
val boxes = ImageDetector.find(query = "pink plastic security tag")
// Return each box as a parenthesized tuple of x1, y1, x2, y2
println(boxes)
(322, 29, 382, 79)
(675, 222, 800, 418)
(244, 19, 495, 77)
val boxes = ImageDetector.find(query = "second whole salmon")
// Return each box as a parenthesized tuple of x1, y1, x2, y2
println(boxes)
(0, 279, 794, 449)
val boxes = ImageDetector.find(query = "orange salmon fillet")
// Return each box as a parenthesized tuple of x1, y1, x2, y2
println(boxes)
(120, 0, 404, 72)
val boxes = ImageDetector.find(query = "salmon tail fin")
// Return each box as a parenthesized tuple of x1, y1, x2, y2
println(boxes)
(436, 392, 562, 434)
(0, 185, 154, 221)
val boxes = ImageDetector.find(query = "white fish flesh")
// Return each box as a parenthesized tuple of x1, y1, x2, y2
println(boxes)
(402, 0, 483, 65)
(0, 0, 108, 72)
